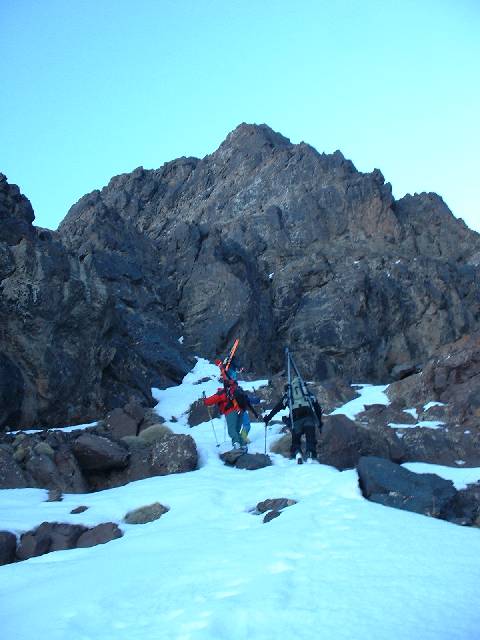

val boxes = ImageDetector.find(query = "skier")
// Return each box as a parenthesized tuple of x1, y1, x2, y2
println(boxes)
(203, 379, 249, 452)
(263, 376, 322, 463)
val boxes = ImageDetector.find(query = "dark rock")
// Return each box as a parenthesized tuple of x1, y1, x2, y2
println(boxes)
(105, 408, 138, 439)
(219, 450, 245, 465)
(0, 531, 17, 565)
(441, 482, 480, 526)
(124, 502, 169, 524)
(76, 522, 122, 548)
(220, 452, 272, 470)
(53, 444, 89, 493)
(0, 446, 28, 488)
(25, 453, 63, 490)
(48, 523, 87, 551)
(256, 498, 297, 513)
(70, 506, 89, 514)
(357, 456, 457, 517)
(46, 489, 63, 502)
(188, 398, 210, 427)
(16, 523, 52, 560)
(263, 510, 281, 523)
(72, 433, 129, 471)
(87, 433, 197, 490)
(318, 415, 405, 470)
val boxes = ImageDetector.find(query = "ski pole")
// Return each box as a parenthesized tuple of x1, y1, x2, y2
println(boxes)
(202, 391, 219, 447)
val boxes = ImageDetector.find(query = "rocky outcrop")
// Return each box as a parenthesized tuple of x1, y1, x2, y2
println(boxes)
(2, 123, 480, 428)
(0, 422, 198, 492)
(86, 432, 198, 490)
(13, 521, 122, 562)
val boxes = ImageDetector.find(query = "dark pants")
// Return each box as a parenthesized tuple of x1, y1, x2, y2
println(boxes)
(291, 416, 317, 458)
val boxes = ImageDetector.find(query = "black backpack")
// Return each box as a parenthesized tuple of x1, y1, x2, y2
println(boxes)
(224, 381, 249, 410)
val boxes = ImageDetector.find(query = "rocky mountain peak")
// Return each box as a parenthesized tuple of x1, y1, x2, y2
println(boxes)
(1, 125, 480, 429)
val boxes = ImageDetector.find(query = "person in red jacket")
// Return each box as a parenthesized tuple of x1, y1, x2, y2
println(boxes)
(203, 381, 246, 451)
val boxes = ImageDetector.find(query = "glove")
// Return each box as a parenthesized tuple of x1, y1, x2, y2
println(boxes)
(263, 417, 269, 426)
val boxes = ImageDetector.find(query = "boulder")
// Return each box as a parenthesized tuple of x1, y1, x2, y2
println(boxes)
(87, 433, 197, 490)
(72, 433, 129, 472)
(124, 502, 169, 524)
(188, 398, 210, 427)
(357, 456, 457, 518)
(0, 531, 17, 565)
(441, 482, 480, 526)
(105, 408, 138, 439)
(16, 522, 88, 560)
(25, 452, 63, 490)
(0, 445, 27, 488)
(76, 523, 122, 548)
(70, 506, 89, 514)
(318, 415, 404, 470)
(220, 451, 272, 470)
(256, 498, 297, 513)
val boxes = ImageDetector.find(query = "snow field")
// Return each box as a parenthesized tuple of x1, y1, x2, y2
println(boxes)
(1, 359, 480, 640)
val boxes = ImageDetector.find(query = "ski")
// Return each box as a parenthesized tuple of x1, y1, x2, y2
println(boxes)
(216, 338, 240, 382)
(285, 347, 321, 428)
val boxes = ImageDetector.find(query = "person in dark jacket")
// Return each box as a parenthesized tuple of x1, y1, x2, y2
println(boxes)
(264, 376, 322, 462)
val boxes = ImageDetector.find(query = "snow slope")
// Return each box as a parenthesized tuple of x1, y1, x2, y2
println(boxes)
(1, 360, 480, 640)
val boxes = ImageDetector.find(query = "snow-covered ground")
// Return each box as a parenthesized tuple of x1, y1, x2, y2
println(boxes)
(1, 360, 480, 640)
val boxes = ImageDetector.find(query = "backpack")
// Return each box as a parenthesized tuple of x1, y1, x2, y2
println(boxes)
(233, 386, 249, 410)
(290, 376, 312, 411)
(224, 381, 248, 410)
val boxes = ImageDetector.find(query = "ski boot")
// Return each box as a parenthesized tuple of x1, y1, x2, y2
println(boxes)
(295, 452, 304, 465)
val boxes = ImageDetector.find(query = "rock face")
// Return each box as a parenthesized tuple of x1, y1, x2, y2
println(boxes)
(0, 175, 191, 430)
(2, 122, 480, 428)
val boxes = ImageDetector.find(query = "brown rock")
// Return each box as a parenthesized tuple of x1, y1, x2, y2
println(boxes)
(76, 523, 122, 548)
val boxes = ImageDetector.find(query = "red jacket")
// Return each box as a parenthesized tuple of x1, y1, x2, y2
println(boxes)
(203, 388, 238, 416)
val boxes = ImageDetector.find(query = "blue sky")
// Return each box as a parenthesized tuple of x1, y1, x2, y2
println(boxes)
(1, 0, 479, 231)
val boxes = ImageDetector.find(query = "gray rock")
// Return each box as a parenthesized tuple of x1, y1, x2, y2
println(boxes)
(105, 408, 138, 439)
(0, 446, 27, 488)
(221, 452, 272, 470)
(357, 456, 457, 518)
(0, 531, 17, 565)
(72, 433, 129, 471)
(263, 510, 282, 523)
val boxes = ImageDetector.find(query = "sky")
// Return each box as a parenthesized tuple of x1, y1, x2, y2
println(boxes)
(1, 0, 479, 231)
